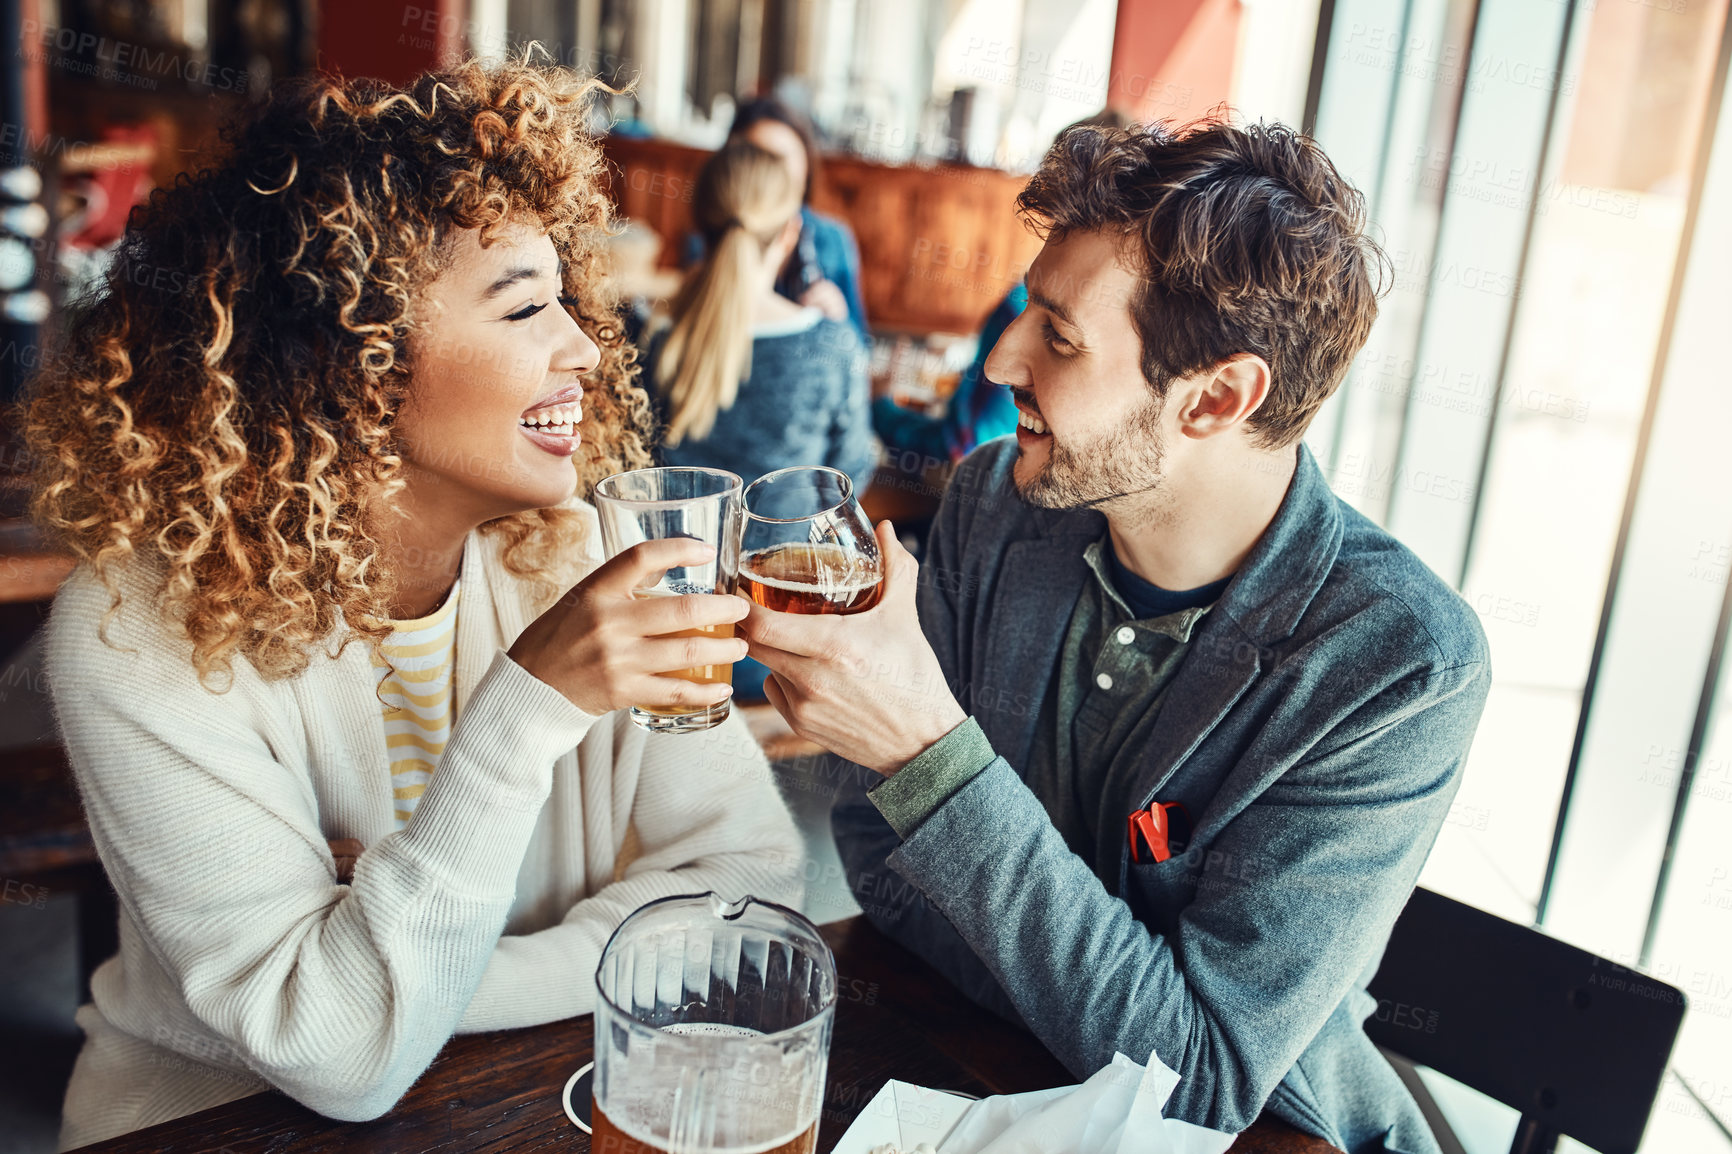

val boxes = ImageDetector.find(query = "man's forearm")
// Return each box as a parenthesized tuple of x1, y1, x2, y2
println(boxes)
(831, 757, 1025, 1025)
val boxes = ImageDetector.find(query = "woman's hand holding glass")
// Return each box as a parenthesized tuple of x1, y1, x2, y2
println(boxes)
(507, 538, 748, 718)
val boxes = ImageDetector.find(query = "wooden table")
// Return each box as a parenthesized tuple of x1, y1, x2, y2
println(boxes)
(77, 918, 1342, 1153)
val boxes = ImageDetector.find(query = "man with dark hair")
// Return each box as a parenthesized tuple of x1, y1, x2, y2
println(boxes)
(741, 120, 1489, 1154)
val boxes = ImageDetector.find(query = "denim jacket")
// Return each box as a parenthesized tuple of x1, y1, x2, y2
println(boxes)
(831, 438, 1491, 1154)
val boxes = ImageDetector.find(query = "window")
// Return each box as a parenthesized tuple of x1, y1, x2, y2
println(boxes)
(1306, 0, 1732, 1145)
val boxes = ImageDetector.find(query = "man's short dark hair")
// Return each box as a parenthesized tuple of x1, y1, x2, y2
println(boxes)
(1017, 119, 1387, 449)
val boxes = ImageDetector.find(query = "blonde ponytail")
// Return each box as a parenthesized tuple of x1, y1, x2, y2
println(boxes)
(656, 140, 802, 446)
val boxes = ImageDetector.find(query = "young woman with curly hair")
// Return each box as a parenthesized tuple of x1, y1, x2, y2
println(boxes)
(25, 59, 802, 1148)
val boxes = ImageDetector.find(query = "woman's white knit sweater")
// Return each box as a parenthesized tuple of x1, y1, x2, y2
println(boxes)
(46, 503, 804, 1149)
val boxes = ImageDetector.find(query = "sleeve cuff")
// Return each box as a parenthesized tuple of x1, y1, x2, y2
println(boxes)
(427, 650, 599, 808)
(868, 716, 996, 838)
(388, 650, 600, 898)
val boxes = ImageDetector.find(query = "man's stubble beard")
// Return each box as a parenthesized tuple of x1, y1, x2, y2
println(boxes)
(1013, 390, 1172, 526)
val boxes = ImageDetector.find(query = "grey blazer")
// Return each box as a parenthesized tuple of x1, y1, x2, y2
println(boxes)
(831, 438, 1491, 1154)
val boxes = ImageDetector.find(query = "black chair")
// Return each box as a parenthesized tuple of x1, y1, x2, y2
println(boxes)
(1367, 887, 1686, 1154)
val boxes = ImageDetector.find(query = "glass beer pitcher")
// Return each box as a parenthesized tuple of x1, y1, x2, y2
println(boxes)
(593, 894, 837, 1154)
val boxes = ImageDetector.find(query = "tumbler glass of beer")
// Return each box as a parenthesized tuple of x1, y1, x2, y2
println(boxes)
(594, 467, 743, 734)
(740, 466, 884, 615)
(593, 893, 837, 1154)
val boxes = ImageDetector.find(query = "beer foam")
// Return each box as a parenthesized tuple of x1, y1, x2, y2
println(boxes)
(636, 579, 717, 598)
(662, 1022, 764, 1038)
(740, 559, 879, 596)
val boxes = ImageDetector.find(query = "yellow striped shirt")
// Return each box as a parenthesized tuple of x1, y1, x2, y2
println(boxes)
(373, 583, 459, 829)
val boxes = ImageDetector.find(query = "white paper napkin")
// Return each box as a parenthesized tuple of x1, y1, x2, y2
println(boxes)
(935, 1050, 1235, 1154)
(841, 1080, 977, 1152)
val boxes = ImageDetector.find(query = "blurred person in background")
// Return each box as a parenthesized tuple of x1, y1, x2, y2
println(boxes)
(645, 138, 873, 495)
(872, 282, 1026, 464)
(25, 60, 801, 1149)
(727, 96, 870, 341)
(645, 138, 873, 702)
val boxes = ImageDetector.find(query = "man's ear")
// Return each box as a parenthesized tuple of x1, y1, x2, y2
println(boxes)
(1174, 355, 1271, 440)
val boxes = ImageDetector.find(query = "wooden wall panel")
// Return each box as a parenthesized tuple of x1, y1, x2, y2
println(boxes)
(599, 136, 708, 264)
(600, 135, 1041, 336)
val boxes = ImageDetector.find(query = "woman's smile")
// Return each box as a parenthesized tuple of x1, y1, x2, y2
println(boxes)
(518, 383, 584, 457)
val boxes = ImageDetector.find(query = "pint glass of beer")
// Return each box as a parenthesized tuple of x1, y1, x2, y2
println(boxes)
(593, 467, 743, 734)
(593, 893, 837, 1154)
(740, 466, 884, 615)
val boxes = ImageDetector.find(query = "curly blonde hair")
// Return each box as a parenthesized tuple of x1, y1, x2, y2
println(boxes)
(24, 58, 654, 684)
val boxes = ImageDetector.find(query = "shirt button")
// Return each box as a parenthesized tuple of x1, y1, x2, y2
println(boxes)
(1116, 626, 1136, 645)
(1096, 672, 1114, 691)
